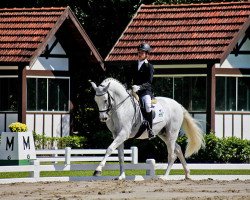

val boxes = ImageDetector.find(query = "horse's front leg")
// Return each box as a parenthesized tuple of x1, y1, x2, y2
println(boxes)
(93, 133, 127, 177)
(117, 143, 125, 180)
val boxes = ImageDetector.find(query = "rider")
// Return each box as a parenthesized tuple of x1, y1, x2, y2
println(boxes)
(125, 42, 155, 139)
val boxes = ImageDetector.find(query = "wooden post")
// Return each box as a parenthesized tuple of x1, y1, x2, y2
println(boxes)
(146, 159, 155, 177)
(18, 65, 27, 123)
(65, 147, 71, 165)
(206, 64, 216, 133)
(30, 160, 40, 179)
(131, 146, 138, 164)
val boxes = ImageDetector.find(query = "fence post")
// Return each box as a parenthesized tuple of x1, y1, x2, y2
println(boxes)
(131, 146, 138, 164)
(52, 146, 58, 164)
(65, 147, 71, 165)
(30, 160, 40, 179)
(146, 159, 155, 177)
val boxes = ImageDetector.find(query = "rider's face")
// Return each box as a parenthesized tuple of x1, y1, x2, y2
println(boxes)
(138, 50, 147, 61)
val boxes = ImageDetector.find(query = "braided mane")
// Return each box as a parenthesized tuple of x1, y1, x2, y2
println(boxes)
(102, 78, 126, 90)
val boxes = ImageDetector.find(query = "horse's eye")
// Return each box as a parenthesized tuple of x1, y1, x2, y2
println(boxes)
(104, 100, 108, 104)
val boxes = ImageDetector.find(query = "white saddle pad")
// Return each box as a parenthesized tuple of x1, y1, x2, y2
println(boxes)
(152, 102, 165, 124)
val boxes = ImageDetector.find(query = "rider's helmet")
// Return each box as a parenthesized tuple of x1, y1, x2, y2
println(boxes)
(138, 42, 151, 53)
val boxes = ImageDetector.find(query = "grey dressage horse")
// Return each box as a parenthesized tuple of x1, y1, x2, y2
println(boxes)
(90, 78, 205, 180)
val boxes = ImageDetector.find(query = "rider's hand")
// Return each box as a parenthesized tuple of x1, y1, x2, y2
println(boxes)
(132, 85, 140, 93)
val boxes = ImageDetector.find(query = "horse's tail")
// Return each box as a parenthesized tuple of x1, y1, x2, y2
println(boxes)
(181, 108, 205, 158)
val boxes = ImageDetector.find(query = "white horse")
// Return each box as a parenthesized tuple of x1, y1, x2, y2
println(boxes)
(90, 78, 205, 180)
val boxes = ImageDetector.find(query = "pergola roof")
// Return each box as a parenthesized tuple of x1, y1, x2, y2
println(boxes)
(0, 7, 103, 67)
(105, 2, 250, 64)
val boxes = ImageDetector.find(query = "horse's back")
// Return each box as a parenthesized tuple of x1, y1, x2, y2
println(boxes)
(155, 96, 184, 126)
(155, 96, 183, 110)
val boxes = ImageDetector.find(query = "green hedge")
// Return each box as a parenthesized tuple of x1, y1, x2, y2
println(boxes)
(33, 132, 86, 149)
(127, 133, 250, 163)
(32, 131, 250, 163)
(178, 134, 250, 163)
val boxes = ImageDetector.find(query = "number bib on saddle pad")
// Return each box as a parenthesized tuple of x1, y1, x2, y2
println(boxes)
(152, 102, 165, 124)
(133, 101, 165, 139)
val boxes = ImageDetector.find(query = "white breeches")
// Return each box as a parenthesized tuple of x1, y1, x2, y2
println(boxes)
(141, 95, 152, 113)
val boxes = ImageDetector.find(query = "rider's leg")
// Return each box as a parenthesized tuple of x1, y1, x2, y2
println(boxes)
(142, 95, 154, 139)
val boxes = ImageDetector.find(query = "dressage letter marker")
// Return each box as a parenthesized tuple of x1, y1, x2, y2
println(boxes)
(0, 132, 36, 165)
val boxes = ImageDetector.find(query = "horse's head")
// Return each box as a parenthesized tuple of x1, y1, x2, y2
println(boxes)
(90, 81, 112, 122)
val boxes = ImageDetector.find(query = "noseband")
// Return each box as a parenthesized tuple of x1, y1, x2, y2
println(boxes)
(96, 90, 113, 113)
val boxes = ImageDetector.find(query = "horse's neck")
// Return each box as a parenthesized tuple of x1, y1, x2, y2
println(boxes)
(110, 82, 128, 102)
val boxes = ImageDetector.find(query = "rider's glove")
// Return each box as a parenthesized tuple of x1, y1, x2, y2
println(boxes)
(132, 85, 140, 93)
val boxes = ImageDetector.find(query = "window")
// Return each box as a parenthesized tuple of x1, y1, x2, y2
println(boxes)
(0, 78, 18, 111)
(238, 77, 250, 111)
(48, 79, 69, 111)
(27, 78, 69, 111)
(153, 77, 173, 98)
(153, 76, 206, 111)
(216, 76, 250, 111)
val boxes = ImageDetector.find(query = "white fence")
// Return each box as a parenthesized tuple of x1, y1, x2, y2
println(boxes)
(36, 146, 138, 164)
(0, 147, 250, 184)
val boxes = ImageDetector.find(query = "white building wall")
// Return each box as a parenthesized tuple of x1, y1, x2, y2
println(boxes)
(215, 115, 224, 138)
(23, 35, 71, 138)
(26, 113, 70, 137)
(44, 114, 52, 137)
(35, 114, 44, 134)
(214, 35, 250, 139)
(215, 113, 249, 139)
(220, 37, 250, 69)
(233, 115, 242, 139)
(243, 115, 250, 140)
(28, 36, 69, 71)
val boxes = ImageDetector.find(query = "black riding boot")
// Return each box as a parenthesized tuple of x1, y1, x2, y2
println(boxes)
(145, 111, 155, 140)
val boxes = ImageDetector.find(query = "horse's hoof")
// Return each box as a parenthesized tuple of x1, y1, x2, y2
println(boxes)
(115, 175, 126, 180)
(158, 175, 168, 181)
(93, 170, 102, 176)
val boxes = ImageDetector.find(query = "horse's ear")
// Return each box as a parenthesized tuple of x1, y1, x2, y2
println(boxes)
(89, 80, 97, 91)
(103, 82, 111, 93)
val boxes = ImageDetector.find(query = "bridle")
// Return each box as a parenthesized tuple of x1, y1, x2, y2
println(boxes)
(96, 90, 113, 113)
(96, 89, 131, 115)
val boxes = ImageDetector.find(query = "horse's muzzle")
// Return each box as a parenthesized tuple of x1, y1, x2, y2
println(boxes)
(100, 116, 108, 123)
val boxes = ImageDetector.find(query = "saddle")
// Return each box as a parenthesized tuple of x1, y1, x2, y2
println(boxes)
(132, 93, 164, 139)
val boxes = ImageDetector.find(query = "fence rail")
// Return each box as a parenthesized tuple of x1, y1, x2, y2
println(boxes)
(0, 149, 250, 184)
(36, 146, 138, 164)
(0, 159, 250, 184)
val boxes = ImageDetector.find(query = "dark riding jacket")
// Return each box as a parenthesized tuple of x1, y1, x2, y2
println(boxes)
(125, 61, 154, 97)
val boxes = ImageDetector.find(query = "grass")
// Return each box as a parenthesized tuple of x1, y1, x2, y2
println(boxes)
(0, 169, 249, 179)
(0, 161, 249, 179)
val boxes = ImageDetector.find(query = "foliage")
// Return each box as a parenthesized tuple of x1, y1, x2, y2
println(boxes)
(179, 134, 250, 163)
(33, 132, 86, 149)
(8, 122, 28, 132)
(125, 133, 250, 163)
(86, 130, 113, 149)
(185, 133, 223, 163)
(32, 131, 249, 163)
(220, 137, 250, 163)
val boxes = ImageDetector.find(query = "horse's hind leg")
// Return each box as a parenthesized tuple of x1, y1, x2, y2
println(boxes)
(175, 143, 190, 179)
(158, 132, 177, 180)
(159, 131, 190, 180)
(164, 138, 177, 179)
